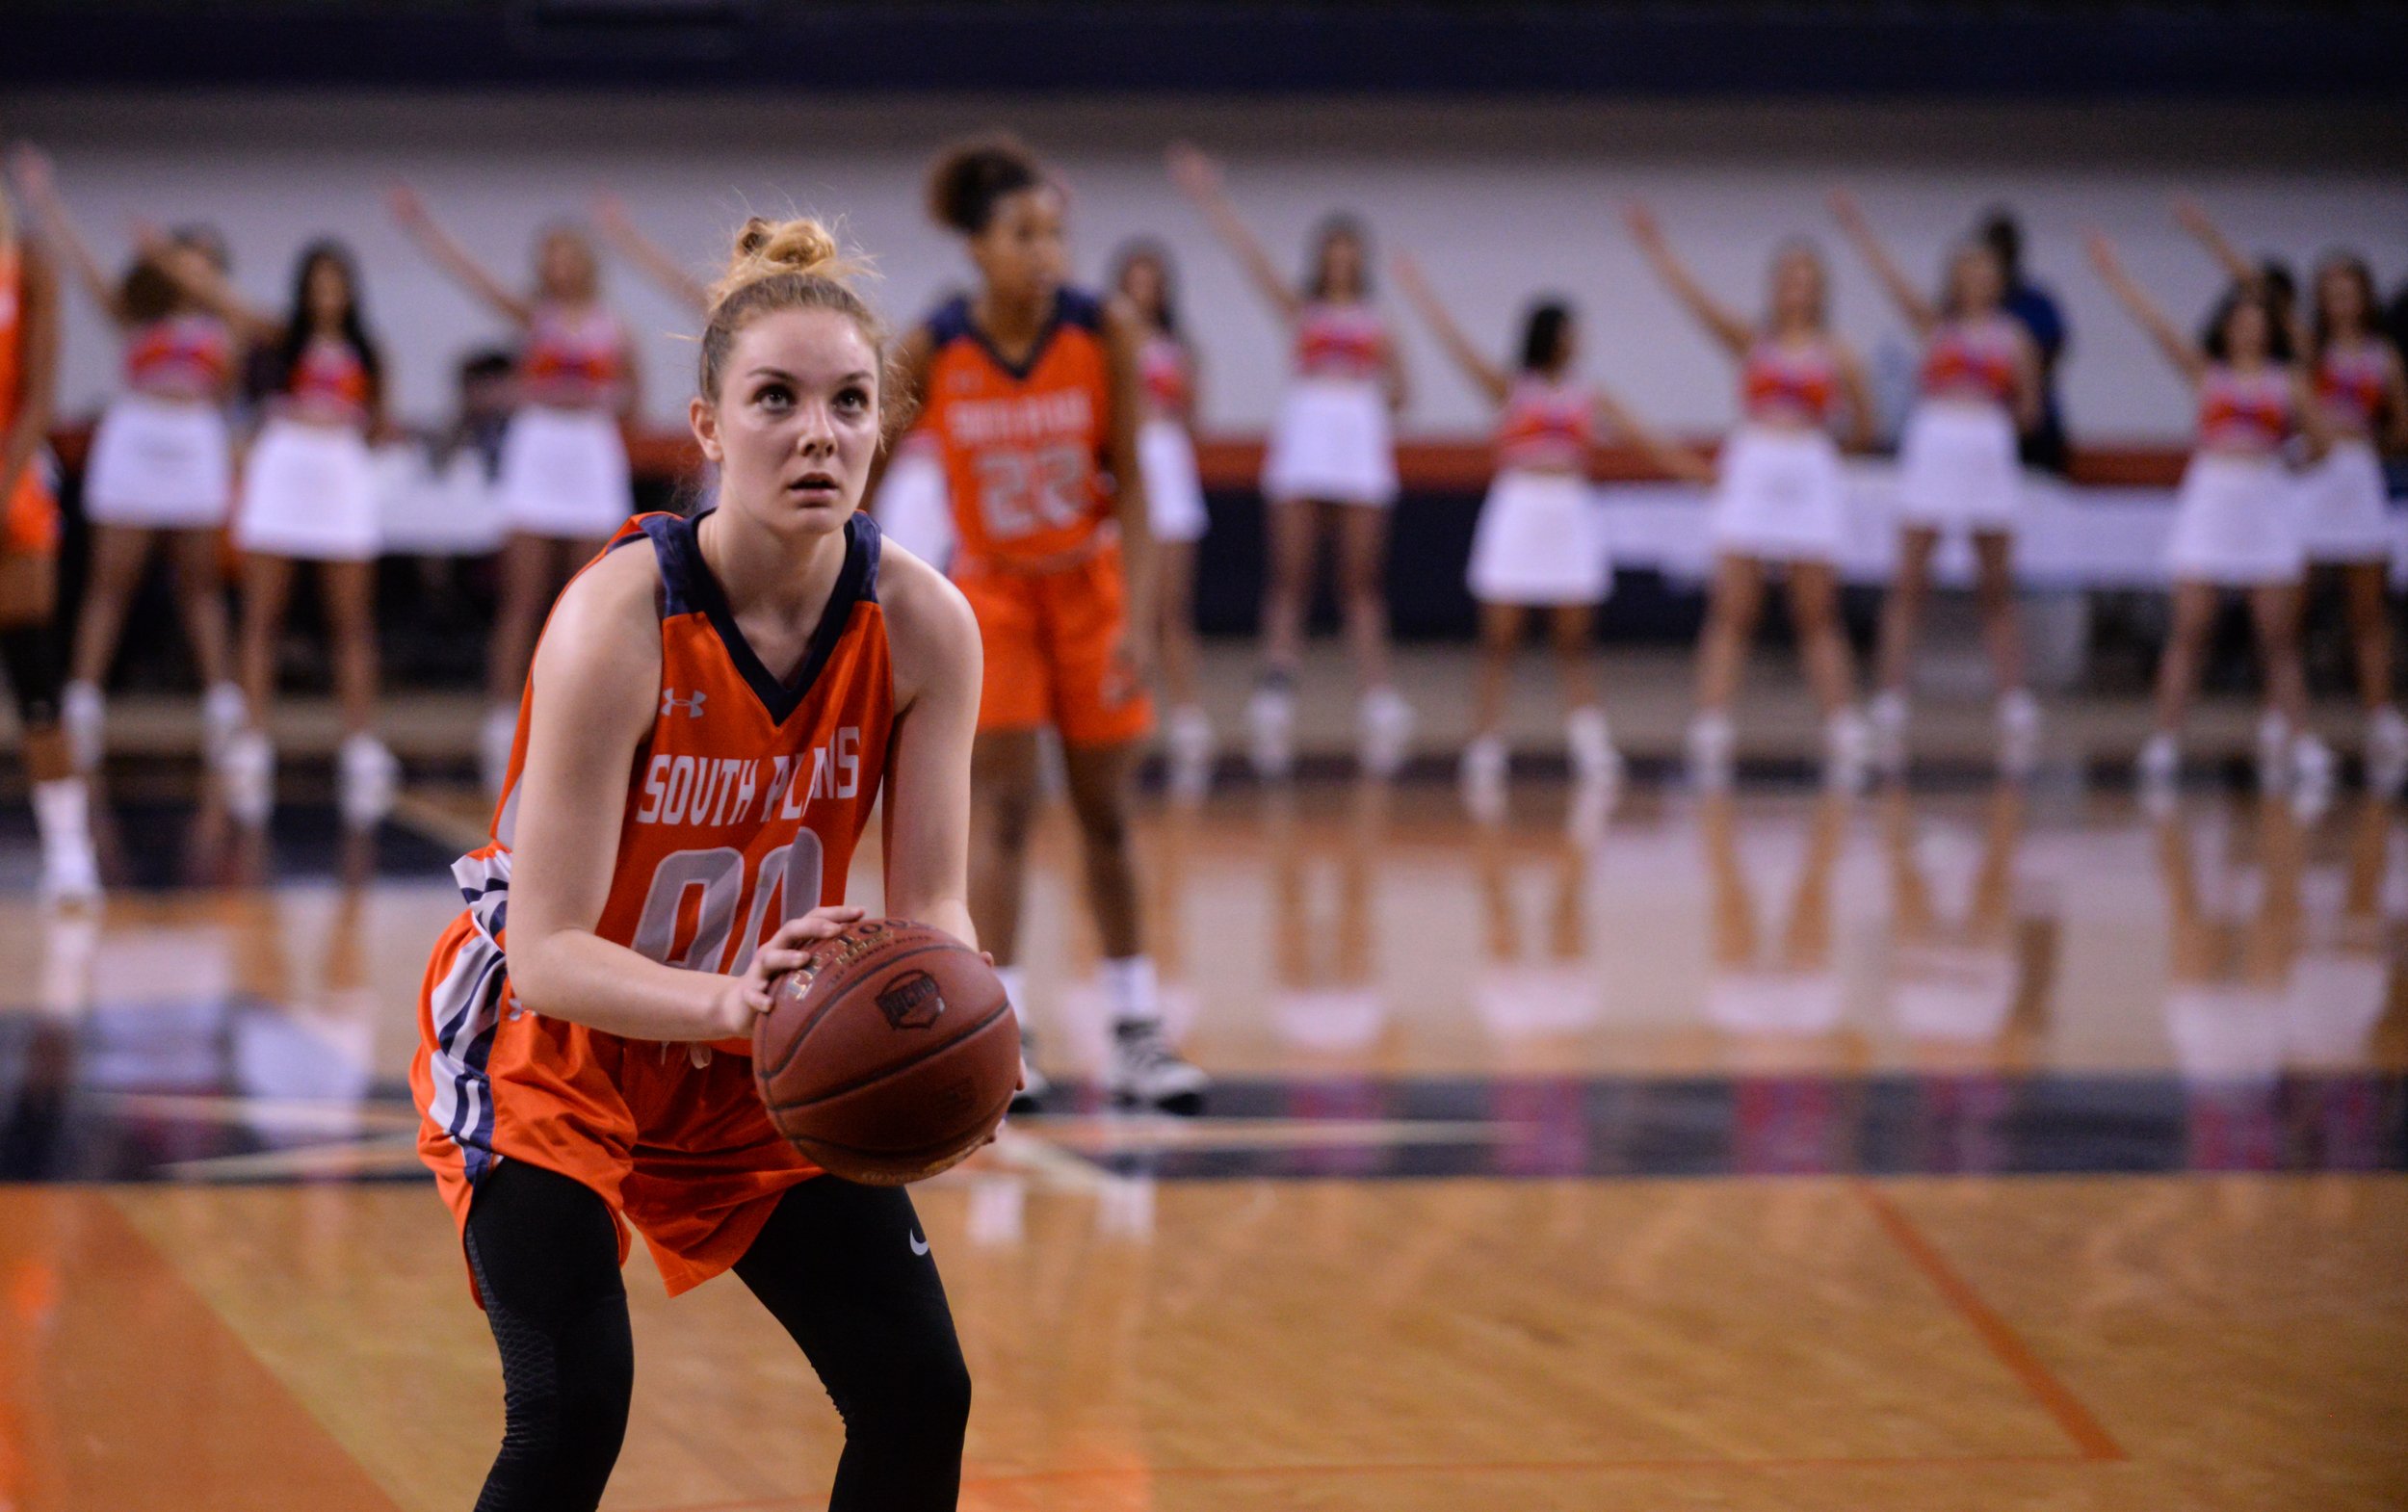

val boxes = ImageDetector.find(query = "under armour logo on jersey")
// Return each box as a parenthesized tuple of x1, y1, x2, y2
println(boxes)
(662, 690, 708, 719)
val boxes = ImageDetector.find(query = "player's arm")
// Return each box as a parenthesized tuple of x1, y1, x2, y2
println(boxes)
(0, 238, 57, 507)
(877, 544, 982, 948)
(504, 547, 857, 1042)
(1102, 295, 1158, 677)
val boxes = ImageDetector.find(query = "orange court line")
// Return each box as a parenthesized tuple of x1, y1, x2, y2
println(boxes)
(635, 1451, 2101, 1511)
(1855, 1185, 2128, 1463)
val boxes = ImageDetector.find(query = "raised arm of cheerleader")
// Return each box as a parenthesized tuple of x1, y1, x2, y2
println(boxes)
(134, 223, 280, 346)
(0, 238, 57, 508)
(592, 194, 710, 316)
(1834, 342, 1878, 453)
(2171, 196, 2310, 357)
(2085, 231, 2206, 386)
(8, 145, 126, 325)
(877, 547, 983, 948)
(1392, 251, 1508, 407)
(1102, 294, 1159, 679)
(1622, 201, 1753, 360)
(505, 548, 859, 1043)
(385, 182, 535, 326)
(1166, 142, 1301, 326)
(2169, 196, 2260, 294)
(1592, 382, 1714, 487)
(1827, 188, 1938, 337)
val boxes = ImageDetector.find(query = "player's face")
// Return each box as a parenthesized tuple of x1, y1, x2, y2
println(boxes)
(972, 187, 1067, 306)
(695, 306, 883, 534)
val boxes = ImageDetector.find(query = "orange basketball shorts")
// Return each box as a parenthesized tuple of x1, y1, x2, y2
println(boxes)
(0, 462, 59, 557)
(955, 543, 1153, 746)
(411, 910, 824, 1300)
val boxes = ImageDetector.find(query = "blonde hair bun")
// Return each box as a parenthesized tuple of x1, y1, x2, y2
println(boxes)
(710, 216, 866, 307)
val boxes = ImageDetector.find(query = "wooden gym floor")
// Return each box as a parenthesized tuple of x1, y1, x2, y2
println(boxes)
(0, 735, 2401, 1508)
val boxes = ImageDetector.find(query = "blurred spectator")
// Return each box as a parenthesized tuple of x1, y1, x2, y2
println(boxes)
(2386, 274, 2408, 367)
(437, 347, 516, 483)
(1978, 209, 2069, 474)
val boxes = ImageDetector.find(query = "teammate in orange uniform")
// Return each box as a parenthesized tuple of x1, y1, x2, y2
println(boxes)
(0, 170, 97, 902)
(897, 137, 1207, 1113)
(409, 219, 982, 1509)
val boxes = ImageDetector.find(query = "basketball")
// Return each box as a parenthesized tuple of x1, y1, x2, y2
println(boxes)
(750, 918, 1021, 1185)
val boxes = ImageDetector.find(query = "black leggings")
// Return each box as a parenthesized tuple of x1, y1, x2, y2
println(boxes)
(461, 1160, 970, 1512)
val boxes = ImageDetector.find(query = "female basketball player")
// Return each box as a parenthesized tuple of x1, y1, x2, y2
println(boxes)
(2087, 230, 2333, 795)
(1392, 250, 1712, 814)
(2175, 198, 2408, 791)
(9, 146, 245, 771)
(1111, 237, 1216, 800)
(1168, 143, 1413, 778)
(151, 235, 396, 825)
(411, 217, 982, 1511)
(1625, 202, 1876, 788)
(387, 187, 641, 794)
(0, 174, 98, 901)
(898, 137, 1205, 1112)
(1828, 190, 2043, 775)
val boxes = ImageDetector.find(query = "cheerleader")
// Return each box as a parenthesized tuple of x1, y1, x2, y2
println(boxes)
(1110, 238, 1216, 800)
(1168, 143, 1412, 778)
(2176, 199, 2408, 791)
(387, 187, 640, 794)
(151, 236, 397, 825)
(1828, 190, 2044, 775)
(1625, 203, 1876, 788)
(9, 146, 244, 770)
(590, 194, 709, 314)
(1392, 251, 1711, 815)
(2087, 231, 2333, 795)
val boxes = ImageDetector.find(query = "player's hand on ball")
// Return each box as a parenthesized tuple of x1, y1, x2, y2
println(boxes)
(707, 905, 867, 1038)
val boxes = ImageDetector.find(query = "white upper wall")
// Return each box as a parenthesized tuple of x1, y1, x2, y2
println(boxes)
(10, 91, 2405, 443)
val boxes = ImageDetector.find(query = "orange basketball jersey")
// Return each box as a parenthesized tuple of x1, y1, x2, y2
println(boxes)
(415, 509, 893, 1195)
(918, 288, 1115, 567)
(0, 242, 59, 556)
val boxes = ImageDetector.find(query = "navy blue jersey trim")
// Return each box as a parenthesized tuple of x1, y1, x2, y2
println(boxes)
(926, 286, 1100, 384)
(644, 510, 878, 726)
